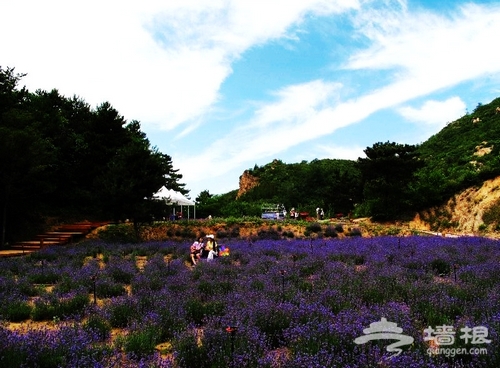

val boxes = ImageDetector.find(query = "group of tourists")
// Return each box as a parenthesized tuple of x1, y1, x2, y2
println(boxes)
(190, 234, 229, 265)
(289, 208, 300, 220)
(316, 207, 325, 220)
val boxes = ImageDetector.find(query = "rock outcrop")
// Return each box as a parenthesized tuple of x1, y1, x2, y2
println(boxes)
(237, 170, 259, 198)
(410, 176, 500, 235)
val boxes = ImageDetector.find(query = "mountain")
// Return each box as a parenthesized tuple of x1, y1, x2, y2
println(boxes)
(232, 97, 500, 228)
(413, 97, 500, 208)
(236, 158, 363, 217)
(411, 175, 500, 235)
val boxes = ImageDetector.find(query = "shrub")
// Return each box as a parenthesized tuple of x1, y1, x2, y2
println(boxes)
(216, 230, 228, 238)
(28, 250, 59, 263)
(255, 307, 292, 348)
(31, 298, 57, 321)
(324, 226, 338, 238)
(174, 330, 210, 368)
(229, 250, 249, 265)
(353, 254, 365, 265)
(181, 228, 196, 239)
(299, 260, 325, 277)
(106, 259, 136, 284)
(28, 269, 61, 284)
(185, 298, 205, 325)
(31, 292, 89, 321)
(257, 229, 281, 240)
(3, 300, 32, 322)
(262, 249, 281, 259)
(250, 279, 265, 291)
(157, 310, 186, 341)
(185, 299, 225, 326)
(386, 226, 401, 235)
(106, 298, 138, 328)
(83, 314, 112, 342)
(96, 279, 127, 298)
(483, 199, 500, 226)
(230, 226, 240, 238)
(329, 253, 364, 265)
(348, 227, 362, 236)
(430, 258, 451, 275)
(54, 273, 89, 294)
(306, 222, 322, 233)
(97, 224, 137, 243)
(59, 292, 90, 316)
(118, 326, 160, 358)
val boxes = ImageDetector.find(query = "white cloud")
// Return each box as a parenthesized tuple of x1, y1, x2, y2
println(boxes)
(315, 144, 366, 160)
(252, 80, 342, 128)
(176, 79, 363, 185)
(1, 0, 359, 132)
(347, 3, 500, 85)
(398, 97, 466, 125)
(4, 0, 500, 198)
(178, 1, 500, 195)
(149, 0, 359, 51)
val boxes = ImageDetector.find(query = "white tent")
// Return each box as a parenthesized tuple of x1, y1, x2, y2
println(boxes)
(154, 186, 196, 219)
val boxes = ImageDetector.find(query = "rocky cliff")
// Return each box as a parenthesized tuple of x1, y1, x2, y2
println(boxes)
(237, 170, 259, 198)
(410, 176, 500, 236)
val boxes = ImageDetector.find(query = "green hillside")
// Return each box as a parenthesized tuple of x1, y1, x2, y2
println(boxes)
(414, 97, 500, 207)
(200, 97, 500, 221)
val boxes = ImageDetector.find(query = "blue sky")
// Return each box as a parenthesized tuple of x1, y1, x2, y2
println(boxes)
(2, 0, 500, 199)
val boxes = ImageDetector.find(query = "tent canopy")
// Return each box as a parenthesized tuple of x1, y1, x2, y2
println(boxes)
(154, 186, 196, 220)
(154, 186, 195, 206)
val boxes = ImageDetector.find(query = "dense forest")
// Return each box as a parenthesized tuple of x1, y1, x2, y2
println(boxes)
(0, 67, 187, 245)
(2, 65, 500, 244)
(195, 159, 363, 219)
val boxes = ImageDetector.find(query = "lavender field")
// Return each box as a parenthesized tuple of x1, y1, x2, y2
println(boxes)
(1, 236, 499, 367)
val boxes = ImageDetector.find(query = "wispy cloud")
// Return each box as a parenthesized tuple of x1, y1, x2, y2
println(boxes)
(3, 1, 500, 196)
(145, 0, 360, 129)
(315, 143, 367, 160)
(347, 2, 500, 81)
(1, 0, 359, 131)
(252, 80, 342, 128)
(398, 97, 466, 126)
(178, 1, 500, 191)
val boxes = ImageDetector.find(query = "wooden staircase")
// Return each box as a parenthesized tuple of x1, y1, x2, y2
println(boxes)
(3, 222, 109, 257)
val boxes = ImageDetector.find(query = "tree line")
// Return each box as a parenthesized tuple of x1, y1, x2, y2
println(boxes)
(0, 67, 187, 245)
(194, 148, 419, 221)
(3, 65, 500, 243)
(196, 97, 500, 221)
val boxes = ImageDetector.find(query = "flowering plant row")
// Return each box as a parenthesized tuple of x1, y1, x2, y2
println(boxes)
(0, 236, 499, 367)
